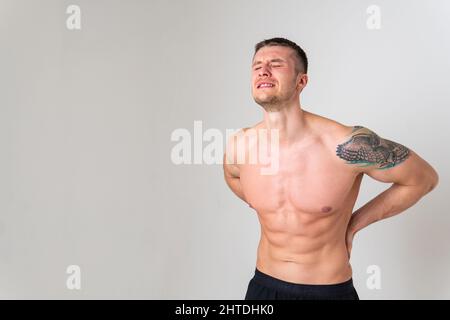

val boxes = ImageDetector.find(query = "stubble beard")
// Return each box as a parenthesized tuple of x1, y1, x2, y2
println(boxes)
(253, 77, 299, 112)
(254, 89, 294, 112)
(254, 94, 283, 112)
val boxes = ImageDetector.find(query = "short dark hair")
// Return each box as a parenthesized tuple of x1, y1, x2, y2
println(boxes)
(254, 37, 308, 74)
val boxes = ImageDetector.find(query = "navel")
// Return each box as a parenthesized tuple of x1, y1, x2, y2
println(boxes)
(321, 206, 332, 213)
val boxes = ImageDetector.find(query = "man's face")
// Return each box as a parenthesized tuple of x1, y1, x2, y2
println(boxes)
(251, 46, 305, 110)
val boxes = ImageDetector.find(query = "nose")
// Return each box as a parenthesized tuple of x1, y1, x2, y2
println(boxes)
(258, 65, 271, 77)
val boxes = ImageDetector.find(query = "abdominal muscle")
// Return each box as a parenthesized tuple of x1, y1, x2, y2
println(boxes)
(254, 209, 353, 285)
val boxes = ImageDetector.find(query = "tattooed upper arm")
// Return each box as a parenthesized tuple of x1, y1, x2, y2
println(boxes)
(335, 126, 414, 183)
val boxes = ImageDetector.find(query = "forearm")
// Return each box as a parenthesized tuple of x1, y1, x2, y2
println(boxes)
(348, 183, 432, 235)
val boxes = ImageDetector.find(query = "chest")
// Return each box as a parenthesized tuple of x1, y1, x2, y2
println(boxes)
(239, 141, 357, 213)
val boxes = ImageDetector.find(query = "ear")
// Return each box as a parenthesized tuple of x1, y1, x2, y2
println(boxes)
(297, 73, 308, 89)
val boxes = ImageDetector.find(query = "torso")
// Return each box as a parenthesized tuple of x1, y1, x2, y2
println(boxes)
(238, 111, 364, 284)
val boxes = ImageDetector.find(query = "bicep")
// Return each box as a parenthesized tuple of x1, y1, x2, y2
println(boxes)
(363, 149, 427, 186)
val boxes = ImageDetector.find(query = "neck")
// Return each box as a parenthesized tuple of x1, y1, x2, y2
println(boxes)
(262, 99, 308, 145)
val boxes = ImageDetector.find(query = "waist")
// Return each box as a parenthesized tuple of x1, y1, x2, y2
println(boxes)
(251, 267, 356, 297)
(257, 240, 352, 284)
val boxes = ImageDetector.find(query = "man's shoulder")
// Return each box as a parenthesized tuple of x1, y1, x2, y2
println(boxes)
(309, 114, 363, 175)
(305, 111, 355, 144)
(224, 125, 257, 163)
(230, 122, 263, 138)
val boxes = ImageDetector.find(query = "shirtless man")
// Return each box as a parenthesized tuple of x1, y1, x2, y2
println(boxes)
(223, 37, 439, 300)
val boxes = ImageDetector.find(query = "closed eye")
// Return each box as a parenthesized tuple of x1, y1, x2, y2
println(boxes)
(254, 64, 282, 71)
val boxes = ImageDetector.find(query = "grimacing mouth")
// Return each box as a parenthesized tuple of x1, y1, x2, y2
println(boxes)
(256, 82, 276, 89)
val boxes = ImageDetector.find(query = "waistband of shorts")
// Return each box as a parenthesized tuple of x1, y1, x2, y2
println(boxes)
(252, 268, 355, 297)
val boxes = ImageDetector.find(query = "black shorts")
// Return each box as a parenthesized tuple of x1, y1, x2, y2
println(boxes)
(245, 268, 359, 300)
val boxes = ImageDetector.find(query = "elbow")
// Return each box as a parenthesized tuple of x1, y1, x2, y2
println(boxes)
(426, 167, 439, 193)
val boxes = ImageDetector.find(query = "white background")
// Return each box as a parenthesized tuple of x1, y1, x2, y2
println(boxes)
(0, 0, 448, 299)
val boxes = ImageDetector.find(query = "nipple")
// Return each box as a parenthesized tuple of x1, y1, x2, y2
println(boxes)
(321, 206, 332, 213)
